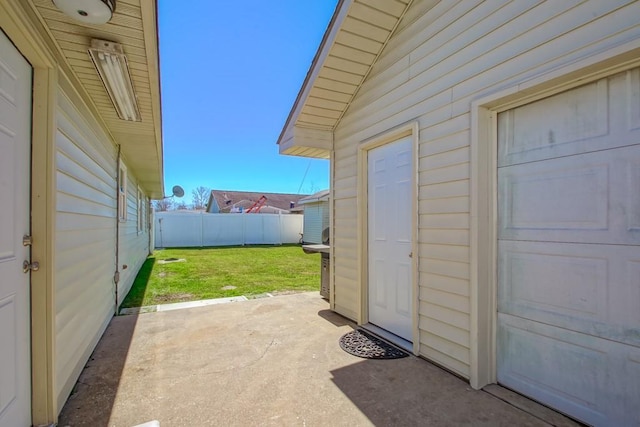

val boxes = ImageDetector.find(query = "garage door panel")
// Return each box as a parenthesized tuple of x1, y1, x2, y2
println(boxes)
(497, 66, 640, 425)
(627, 352, 640, 421)
(498, 79, 608, 167)
(627, 68, 640, 131)
(499, 240, 640, 347)
(499, 145, 640, 245)
(629, 161, 640, 231)
(498, 314, 609, 426)
(499, 163, 608, 233)
(498, 241, 605, 321)
(499, 69, 640, 168)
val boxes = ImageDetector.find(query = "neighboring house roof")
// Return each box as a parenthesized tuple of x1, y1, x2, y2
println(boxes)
(276, 0, 412, 159)
(206, 190, 309, 213)
(29, 0, 164, 197)
(298, 189, 330, 205)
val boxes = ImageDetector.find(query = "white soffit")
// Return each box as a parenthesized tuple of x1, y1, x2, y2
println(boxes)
(277, 0, 412, 155)
(31, 0, 165, 198)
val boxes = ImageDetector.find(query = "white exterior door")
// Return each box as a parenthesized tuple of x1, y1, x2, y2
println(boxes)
(497, 69, 640, 426)
(368, 136, 413, 341)
(0, 31, 32, 427)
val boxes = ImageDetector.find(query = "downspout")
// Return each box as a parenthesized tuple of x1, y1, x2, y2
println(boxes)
(114, 145, 121, 315)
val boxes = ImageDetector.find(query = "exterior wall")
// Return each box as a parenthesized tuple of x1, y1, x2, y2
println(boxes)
(207, 199, 221, 213)
(117, 172, 150, 306)
(302, 201, 329, 244)
(55, 90, 150, 409)
(331, 0, 640, 378)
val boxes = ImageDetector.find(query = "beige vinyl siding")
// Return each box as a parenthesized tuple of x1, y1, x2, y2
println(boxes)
(302, 201, 330, 244)
(303, 204, 323, 244)
(116, 165, 149, 306)
(331, 0, 640, 378)
(55, 91, 117, 410)
(54, 90, 151, 410)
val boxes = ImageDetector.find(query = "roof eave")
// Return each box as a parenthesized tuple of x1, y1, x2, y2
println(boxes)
(276, 0, 351, 149)
(276, 0, 414, 159)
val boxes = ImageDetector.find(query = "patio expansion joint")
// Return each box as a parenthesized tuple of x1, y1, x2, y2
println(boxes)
(118, 295, 249, 315)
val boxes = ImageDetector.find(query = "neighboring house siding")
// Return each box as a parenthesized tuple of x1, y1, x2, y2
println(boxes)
(332, 0, 640, 378)
(54, 91, 151, 409)
(303, 202, 329, 244)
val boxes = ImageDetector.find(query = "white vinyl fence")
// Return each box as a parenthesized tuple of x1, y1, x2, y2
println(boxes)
(154, 212, 303, 248)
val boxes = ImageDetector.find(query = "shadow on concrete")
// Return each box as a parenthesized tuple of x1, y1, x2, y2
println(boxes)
(59, 258, 158, 424)
(329, 356, 554, 426)
(58, 307, 141, 425)
(317, 308, 353, 327)
(55, 292, 578, 426)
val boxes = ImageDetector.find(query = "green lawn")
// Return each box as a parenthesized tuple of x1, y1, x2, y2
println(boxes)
(120, 245, 321, 308)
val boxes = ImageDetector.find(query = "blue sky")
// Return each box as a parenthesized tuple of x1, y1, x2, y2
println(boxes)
(158, 1, 337, 203)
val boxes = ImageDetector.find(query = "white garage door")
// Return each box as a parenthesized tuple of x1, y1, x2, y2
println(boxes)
(497, 68, 640, 426)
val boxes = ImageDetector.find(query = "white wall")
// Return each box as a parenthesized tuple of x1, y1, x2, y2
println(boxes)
(331, 0, 640, 378)
(302, 202, 330, 244)
(155, 212, 303, 248)
(117, 172, 150, 306)
(55, 90, 151, 411)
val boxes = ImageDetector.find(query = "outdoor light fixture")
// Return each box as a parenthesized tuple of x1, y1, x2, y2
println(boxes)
(53, 0, 115, 25)
(88, 39, 141, 122)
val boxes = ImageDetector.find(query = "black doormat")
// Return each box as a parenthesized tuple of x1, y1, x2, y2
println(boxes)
(339, 329, 409, 359)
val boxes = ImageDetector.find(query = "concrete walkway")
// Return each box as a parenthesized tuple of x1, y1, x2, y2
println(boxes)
(58, 292, 579, 427)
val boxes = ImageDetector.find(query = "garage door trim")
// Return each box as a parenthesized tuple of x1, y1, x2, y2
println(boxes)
(469, 39, 640, 391)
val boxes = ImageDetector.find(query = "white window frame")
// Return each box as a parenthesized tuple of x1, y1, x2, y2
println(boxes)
(118, 160, 127, 222)
(137, 186, 144, 233)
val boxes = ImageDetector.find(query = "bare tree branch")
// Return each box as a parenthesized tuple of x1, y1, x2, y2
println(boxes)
(153, 198, 173, 211)
(191, 186, 210, 210)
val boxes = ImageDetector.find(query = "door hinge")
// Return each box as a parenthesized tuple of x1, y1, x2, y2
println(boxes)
(23, 235, 33, 246)
(23, 260, 39, 273)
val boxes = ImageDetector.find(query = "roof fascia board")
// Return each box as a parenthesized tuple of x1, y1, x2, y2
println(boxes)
(140, 0, 164, 198)
(276, 0, 352, 146)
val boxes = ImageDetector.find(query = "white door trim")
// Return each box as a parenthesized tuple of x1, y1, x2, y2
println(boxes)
(357, 120, 420, 355)
(469, 38, 640, 390)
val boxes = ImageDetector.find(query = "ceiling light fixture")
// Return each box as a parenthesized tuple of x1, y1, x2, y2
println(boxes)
(52, 0, 115, 25)
(88, 39, 141, 122)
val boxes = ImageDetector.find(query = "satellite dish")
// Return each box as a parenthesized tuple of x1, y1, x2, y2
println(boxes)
(171, 185, 185, 198)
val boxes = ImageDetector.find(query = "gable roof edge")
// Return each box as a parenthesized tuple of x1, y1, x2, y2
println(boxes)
(276, 0, 351, 146)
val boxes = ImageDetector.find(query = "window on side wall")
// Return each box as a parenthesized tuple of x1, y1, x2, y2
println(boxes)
(118, 161, 127, 222)
(137, 186, 144, 233)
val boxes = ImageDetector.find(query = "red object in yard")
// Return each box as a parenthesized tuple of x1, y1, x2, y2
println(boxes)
(246, 195, 267, 213)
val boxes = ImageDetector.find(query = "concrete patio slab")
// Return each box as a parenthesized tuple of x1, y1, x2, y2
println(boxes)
(58, 292, 580, 427)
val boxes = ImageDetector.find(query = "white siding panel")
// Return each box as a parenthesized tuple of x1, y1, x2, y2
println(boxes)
(423, 316, 470, 349)
(420, 273, 469, 298)
(117, 170, 150, 306)
(420, 181, 469, 201)
(420, 259, 470, 281)
(421, 213, 469, 230)
(420, 243, 469, 264)
(55, 93, 117, 410)
(303, 203, 323, 244)
(54, 92, 151, 411)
